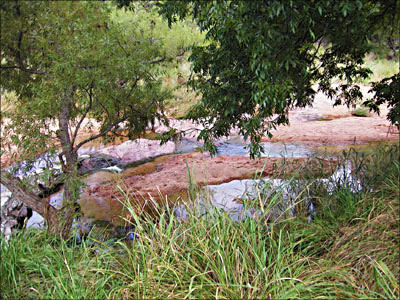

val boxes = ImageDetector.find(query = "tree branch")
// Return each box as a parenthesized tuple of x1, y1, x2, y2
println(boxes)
(0, 64, 48, 75)
(150, 57, 166, 64)
(71, 86, 94, 147)
(57, 88, 75, 161)
(74, 116, 128, 150)
(72, 77, 140, 151)
(0, 170, 58, 223)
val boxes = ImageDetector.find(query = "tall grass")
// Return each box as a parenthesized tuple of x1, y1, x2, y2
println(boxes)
(0, 230, 115, 299)
(362, 54, 399, 83)
(1, 145, 399, 299)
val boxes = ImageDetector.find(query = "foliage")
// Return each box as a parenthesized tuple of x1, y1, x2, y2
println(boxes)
(361, 54, 399, 83)
(112, 2, 205, 119)
(155, 0, 399, 157)
(364, 73, 400, 128)
(1, 145, 399, 299)
(0, 1, 189, 236)
(111, 2, 204, 65)
(1, 1, 171, 158)
(351, 106, 370, 117)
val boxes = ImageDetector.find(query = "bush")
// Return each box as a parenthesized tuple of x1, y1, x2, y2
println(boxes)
(351, 106, 370, 117)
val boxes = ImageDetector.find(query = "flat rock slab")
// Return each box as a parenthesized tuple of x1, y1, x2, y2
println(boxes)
(97, 139, 176, 165)
(79, 152, 335, 225)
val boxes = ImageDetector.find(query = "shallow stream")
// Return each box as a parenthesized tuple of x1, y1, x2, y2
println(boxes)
(1, 137, 361, 239)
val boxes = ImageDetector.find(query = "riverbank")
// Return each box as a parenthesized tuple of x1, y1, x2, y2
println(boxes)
(1, 85, 398, 238)
(1, 144, 398, 299)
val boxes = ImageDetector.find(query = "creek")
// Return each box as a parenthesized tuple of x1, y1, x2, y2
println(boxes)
(1, 136, 360, 240)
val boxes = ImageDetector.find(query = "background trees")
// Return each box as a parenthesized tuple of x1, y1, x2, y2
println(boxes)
(156, 0, 399, 157)
(0, 1, 193, 237)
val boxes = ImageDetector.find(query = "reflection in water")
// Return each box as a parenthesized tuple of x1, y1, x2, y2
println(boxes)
(216, 141, 312, 158)
(174, 160, 361, 223)
(1, 137, 361, 239)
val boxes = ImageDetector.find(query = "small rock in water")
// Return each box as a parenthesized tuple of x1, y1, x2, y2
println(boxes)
(78, 153, 120, 174)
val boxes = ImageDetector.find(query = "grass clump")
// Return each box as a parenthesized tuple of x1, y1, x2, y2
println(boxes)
(362, 54, 399, 83)
(0, 230, 115, 299)
(351, 106, 370, 117)
(1, 145, 399, 299)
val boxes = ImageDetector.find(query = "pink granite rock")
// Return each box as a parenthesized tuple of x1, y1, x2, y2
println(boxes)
(97, 139, 176, 165)
(78, 152, 334, 224)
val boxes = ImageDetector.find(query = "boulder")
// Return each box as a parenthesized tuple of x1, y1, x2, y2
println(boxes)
(78, 153, 120, 175)
(1, 196, 33, 241)
(97, 139, 176, 165)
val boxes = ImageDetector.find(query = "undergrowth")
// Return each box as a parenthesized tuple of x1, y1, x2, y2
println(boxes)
(1, 145, 399, 299)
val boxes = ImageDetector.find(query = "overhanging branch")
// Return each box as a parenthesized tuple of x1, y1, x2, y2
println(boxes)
(1, 64, 48, 75)
(74, 116, 128, 150)
(0, 170, 58, 219)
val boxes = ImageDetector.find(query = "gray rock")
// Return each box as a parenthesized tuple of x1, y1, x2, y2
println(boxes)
(1, 195, 33, 241)
(26, 211, 45, 229)
(78, 153, 120, 174)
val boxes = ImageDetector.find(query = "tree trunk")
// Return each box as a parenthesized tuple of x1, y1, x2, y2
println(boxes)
(57, 89, 80, 239)
(59, 159, 79, 239)
(0, 171, 61, 234)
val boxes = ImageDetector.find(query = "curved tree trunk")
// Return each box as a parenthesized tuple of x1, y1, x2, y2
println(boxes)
(0, 171, 61, 234)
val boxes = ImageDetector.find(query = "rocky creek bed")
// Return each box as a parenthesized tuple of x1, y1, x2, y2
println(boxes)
(1, 137, 350, 241)
(1, 89, 398, 240)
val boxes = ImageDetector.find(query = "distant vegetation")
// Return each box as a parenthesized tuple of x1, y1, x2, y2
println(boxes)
(351, 106, 371, 117)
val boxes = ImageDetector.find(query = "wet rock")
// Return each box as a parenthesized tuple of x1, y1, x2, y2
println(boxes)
(173, 138, 201, 153)
(78, 153, 120, 175)
(216, 141, 312, 158)
(79, 153, 334, 224)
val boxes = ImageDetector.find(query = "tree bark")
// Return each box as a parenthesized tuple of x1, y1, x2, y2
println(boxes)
(57, 89, 80, 239)
(0, 171, 61, 234)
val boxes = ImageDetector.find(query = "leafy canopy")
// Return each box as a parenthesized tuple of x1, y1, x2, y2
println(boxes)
(156, 0, 399, 157)
(0, 1, 194, 163)
(0, 0, 199, 235)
